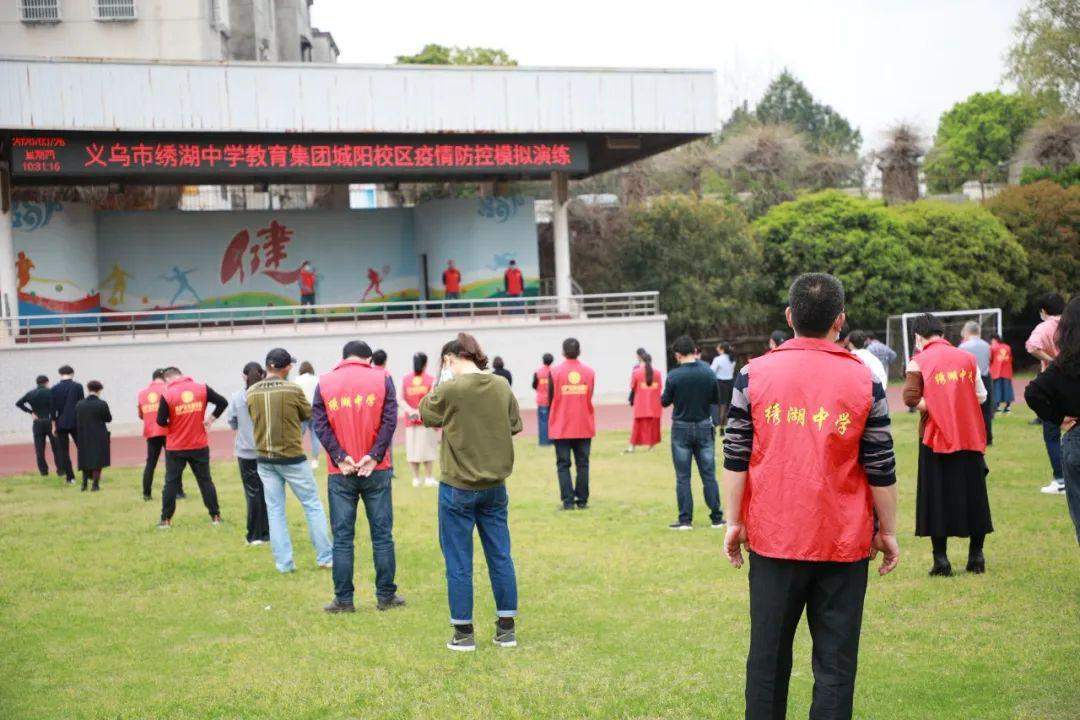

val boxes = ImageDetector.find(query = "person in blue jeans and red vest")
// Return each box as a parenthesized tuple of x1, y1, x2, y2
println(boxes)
(314, 340, 405, 613)
(531, 353, 554, 446)
(548, 338, 596, 510)
(421, 332, 523, 651)
(661, 335, 723, 530)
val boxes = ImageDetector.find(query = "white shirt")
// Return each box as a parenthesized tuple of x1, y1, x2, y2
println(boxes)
(295, 372, 319, 404)
(854, 348, 889, 388)
(710, 353, 736, 381)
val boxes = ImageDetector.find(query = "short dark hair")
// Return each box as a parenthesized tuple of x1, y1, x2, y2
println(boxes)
(298, 361, 314, 375)
(162, 367, 182, 378)
(769, 330, 789, 347)
(342, 340, 372, 359)
(672, 335, 697, 356)
(87, 380, 103, 393)
(837, 323, 851, 343)
(910, 312, 944, 339)
(152, 368, 165, 381)
(372, 349, 387, 367)
(848, 330, 868, 349)
(492, 356, 505, 369)
(562, 337, 581, 359)
(1039, 292, 1066, 316)
(58, 365, 74, 375)
(788, 273, 845, 337)
(542, 353, 554, 365)
(36, 375, 48, 386)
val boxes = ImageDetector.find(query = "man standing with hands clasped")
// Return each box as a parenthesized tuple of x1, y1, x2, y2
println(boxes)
(723, 273, 900, 720)
(314, 340, 405, 614)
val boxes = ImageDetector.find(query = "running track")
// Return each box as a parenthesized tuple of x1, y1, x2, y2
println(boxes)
(0, 384, 1018, 478)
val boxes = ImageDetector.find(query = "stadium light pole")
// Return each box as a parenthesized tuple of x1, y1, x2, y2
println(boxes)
(0, 163, 17, 344)
(551, 171, 571, 314)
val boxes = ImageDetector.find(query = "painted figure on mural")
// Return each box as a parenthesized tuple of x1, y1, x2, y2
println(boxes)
(15, 251, 35, 291)
(102, 263, 134, 306)
(161, 266, 201, 306)
(362, 265, 390, 301)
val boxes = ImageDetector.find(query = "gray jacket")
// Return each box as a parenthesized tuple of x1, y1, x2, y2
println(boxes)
(226, 388, 257, 460)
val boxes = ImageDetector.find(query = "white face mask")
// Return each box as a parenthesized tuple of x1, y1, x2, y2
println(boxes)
(439, 366, 455, 383)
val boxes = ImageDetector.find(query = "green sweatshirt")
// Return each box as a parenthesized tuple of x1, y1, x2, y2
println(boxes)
(420, 372, 523, 490)
(246, 376, 311, 463)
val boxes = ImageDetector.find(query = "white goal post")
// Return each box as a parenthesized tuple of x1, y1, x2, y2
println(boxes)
(886, 308, 1003, 368)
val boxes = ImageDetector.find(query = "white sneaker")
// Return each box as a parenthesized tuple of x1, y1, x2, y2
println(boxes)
(412, 477, 422, 488)
(424, 477, 438, 488)
(1040, 479, 1066, 495)
(310, 459, 319, 469)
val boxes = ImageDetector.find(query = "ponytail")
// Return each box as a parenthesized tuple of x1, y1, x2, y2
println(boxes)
(636, 347, 654, 385)
(242, 361, 265, 389)
(440, 332, 489, 370)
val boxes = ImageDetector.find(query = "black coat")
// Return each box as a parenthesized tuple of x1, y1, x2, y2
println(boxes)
(51, 379, 84, 431)
(75, 395, 112, 471)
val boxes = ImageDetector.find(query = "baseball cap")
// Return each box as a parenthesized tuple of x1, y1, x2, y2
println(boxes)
(265, 348, 297, 369)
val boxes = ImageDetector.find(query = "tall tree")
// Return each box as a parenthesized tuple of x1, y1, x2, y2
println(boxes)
(876, 124, 925, 205)
(923, 91, 1043, 194)
(754, 70, 862, 154)
(1006, 0, 1080, 113)
(396, 44, 517, 66)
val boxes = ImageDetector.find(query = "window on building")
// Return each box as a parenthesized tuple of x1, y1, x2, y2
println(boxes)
(209, 0, 230, 32)
(300, 39, 313, 62)
(92, 0, 136, 21)
(19, 0, 61, 22)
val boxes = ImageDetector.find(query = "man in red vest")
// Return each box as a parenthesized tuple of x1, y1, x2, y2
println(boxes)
(155, 367, 228, 528)
(313, 340, 405, 614)
(531, 353, 554, 446)
(722, 273, 899, 720)
(442, 259, 462, 300)
(137, 368, 181, 501)
(548, 338, 596, 509)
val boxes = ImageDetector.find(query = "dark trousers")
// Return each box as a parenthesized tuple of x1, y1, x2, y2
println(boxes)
(671, 419, 723, 524)
(32, 418, 61, 476)
(554, 438, 591, 507)
(1043, 420, 1064, 479)
(238, 458, 270, 543)
(55, 427, 77, 481)
(327, 470, 397, 603)
(300, 293, 316, 318)
(746, 552, 869, 720)
(142, 436, 170, 498)
(162, 447, 220, 521)
(980, 374, 994, 445)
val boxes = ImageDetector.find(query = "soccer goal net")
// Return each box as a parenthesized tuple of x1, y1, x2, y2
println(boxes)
(885, 308, 1003, 370)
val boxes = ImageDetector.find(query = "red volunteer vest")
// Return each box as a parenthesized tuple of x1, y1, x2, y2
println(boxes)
(916, 338, 987, 454)
(548, 359, 596, 439)
(401, 372, 434, 427)
(534, 365, 552, 407)
(505, 267, 524, 296)
(631, 365, 663, 419)
(744, 338, 874, 562)
(319, 358, 391, 473)
(299, 269, 315, 294)
(444, 268, 461, 293)
(989, 341, 1013, 379)
(163, 377, 209, 451)
(138, 381, 168, 439)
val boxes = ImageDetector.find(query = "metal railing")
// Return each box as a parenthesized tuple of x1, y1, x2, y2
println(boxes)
(1, 291, 660, 345)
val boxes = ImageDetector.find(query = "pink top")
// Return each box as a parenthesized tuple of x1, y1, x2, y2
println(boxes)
(1025, 316, 1060, 370)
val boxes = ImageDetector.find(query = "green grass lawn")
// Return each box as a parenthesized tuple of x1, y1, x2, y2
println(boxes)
(1, 408, 1077, 720)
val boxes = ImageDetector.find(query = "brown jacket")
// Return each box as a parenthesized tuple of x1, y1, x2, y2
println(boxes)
(246, 376, 311, 462)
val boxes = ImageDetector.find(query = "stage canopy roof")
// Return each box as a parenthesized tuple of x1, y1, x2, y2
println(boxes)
(0, 56, 717, 185)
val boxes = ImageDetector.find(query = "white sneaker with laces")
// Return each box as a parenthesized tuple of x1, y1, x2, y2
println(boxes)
(1040, 479, 1066, 495)
(425, 477, 438, 487)
(412, 477, 422, 488)
(310, 458, 319, 469)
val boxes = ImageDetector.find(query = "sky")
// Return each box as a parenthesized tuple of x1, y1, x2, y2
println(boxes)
(310, 0, 1028, 152)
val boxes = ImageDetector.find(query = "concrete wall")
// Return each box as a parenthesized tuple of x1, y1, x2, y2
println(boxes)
(0, 316, 667, 441)
(0, 0, 226, 61)
(229, 0, 279, 61)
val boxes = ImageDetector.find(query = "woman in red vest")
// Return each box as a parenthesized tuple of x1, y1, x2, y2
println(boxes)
(625, 348, 663, 452)
(531, 353, 554, 446)
(989, 333, 1015, 413)
(903, 313, 992, 576)
(402, 352, 438, 488)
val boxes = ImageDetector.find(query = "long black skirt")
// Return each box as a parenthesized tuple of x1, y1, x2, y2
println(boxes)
(915, 444, 993, 537)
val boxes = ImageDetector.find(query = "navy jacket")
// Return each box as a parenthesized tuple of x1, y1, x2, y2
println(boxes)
(51, 378, 85, 430)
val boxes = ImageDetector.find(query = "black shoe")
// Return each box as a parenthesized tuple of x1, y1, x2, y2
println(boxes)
(39, 472, 48, 477)
(929, 555, 952, 577)
(91, 483, 100, 492)
(560, 504, 575, 511)
(323, 599, 356, 614)
(966, 552, 986, 574)
(80, 482, 88, 492)
(575, 502, 588, 510)
(668, 522, 693, 531)
(143, 495, 152, 502)
(176, 491, 187, 499)
(494, 621, 517, 647)
(376, 594, 406, 611)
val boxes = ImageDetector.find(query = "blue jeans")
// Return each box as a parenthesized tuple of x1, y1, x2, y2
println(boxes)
(328, 470, 397, 603)
(1061, 429, 1080, 544)
(438, 482, 518, 624)
(301, 419, 320, 459)
(537, 406, 551, 446)
(671, 419, 723, 524)
(257, 461, 333, 573)
(1044, 420, 1063, 479)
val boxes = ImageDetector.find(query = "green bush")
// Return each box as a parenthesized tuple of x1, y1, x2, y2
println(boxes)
(1019, 164, 1080, 187)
